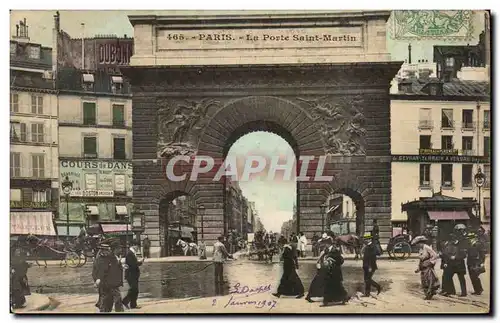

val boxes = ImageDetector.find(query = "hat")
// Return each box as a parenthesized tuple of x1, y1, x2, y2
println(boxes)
(98, 243, 111, 250)
(411, 235, 428, 245)
(363, 233, 372, 239)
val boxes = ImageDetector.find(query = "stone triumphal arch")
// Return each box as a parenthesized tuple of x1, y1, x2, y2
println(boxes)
(123, 11, 402, 256)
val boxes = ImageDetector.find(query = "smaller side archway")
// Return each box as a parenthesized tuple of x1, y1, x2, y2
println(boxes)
(158, 190, 199, 257)
(327, 188, 365, 236)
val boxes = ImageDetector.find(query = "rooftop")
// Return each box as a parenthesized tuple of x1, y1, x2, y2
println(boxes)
(392, 77, 490, 99)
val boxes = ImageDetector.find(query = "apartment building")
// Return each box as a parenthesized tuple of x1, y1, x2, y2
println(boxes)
(10, 20, 58, 236)
(391, 76, 491, 232)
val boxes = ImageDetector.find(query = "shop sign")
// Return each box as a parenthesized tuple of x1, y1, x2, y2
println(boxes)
(70, 190, 114, 197)
(392, 154, 490, 163)
(10, 201, 52, 209)
(419, 149, 458, 155)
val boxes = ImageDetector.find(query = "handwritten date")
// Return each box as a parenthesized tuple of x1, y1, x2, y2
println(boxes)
(229, 282, 272, 296)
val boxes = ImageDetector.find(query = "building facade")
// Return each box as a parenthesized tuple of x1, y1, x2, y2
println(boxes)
(10, 19, 59, 236)
(391, 78, 491, 232)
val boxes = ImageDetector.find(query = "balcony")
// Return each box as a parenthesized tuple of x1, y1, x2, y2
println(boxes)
(83, 152, 98, 158)
(461, 149, 475, 156)
(483, 121, 490, 131)
(441, 180, 454, 190)
(441, 120, 455, 130)
(461, 181, 474, 190)
(10, 132, 51, 145)
(419, 180, 433, 190)
(418, 120, 433, 130)
(11, 168, 47, 179)
(10, 200, 52, 209)
(461, 122, 475, 132)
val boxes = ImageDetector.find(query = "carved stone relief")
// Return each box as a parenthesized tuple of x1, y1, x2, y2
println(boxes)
(296, 95, 366, 155)
(156, 98, 221, 158)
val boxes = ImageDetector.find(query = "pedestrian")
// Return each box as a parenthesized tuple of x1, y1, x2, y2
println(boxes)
(412, 236, 440, 300)
(306, 236, 332, 302)
(122, 240, 144, 309)
(299, 232, 307, 258)
(371, 219, 382, 255)
(362, 233, 381, 297)
(198, 240, 207, 260)
(466, 232, 486, 295)
(273, 241, 304, 299)
(142, 235, 151, 259)
(10, 246, 30, 309)
(213, 235, 232, 295)
(322, 243, 349, 306)
(94, 240, 124, 312)
(92, 246, 104, 310)
(439, 232, 468, 297)
(311, 232, 320, 257)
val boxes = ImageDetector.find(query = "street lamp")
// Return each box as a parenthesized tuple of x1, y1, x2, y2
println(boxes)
(61, 176, 73, 238)
(320, 203, 327, 233)
(198, 205, 205, 240)
(474, 166, 486, 220)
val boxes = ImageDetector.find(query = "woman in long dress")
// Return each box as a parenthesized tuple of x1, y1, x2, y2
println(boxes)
(322, 246, 349, 306)
(413, 236, 440, 300)
(273, 243, 304, 298)
(305, 237, 332, 302)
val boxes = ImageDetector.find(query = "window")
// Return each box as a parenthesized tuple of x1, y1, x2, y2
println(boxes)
(83, 102, 96, 125)
(419, 135, 432, 149)
(462, 164, 473, 188)
(484, 110, 490, 129)
(113, 137, 126, 159)
(441, 136, 453, 150)
(462, 136, 473, 155)
(441, 164, 453, 187)
(10, 43, 16, 55)
(10, 152, 21, 177)
(484, 165, 490, 188)
(418, 108, 432, 129)
(441, 109, 454, 128)
(419, 164, 431, 187)
(462, 110, 474, 129)
(10, 93, 19, 112)
(83, 136, 97, 158)
(112, 104, 125, 127)
(31, 95, 43, 114)
(32, 190, 47, 202)
(31, 123, 44, 143)
(484, 137, 490, 157)
(10, 122, 26, 142)
(28, 46, 40, 59)
(10, 189, 22, 202)
(84, 173, 97, 190)
(31, 154, 44, 178)
(82, 73, 95, 91)
(111, 76, 123, 94)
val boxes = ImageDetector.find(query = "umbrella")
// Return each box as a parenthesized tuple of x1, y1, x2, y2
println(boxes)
(411, 235, 428, 245)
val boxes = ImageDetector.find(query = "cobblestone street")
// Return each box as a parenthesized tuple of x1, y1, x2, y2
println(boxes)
(22, 256, 490, 314)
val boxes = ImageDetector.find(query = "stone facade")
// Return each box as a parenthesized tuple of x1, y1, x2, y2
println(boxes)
(123, 12, 401, 256)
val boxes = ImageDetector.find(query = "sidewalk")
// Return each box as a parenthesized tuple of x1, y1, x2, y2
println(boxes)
(12, 293, 54, 314)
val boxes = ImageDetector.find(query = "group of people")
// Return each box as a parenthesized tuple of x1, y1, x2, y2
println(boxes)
(272, 231, 380, 306)
(412, 225, 487, 300)
(91, 239, 144, 312)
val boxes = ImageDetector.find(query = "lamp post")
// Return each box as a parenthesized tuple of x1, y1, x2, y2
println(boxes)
(61, 176, 73, 239)
(474, 167, 486, 221)
(320, 203, 327, 233)
(198, 205, 205, 240)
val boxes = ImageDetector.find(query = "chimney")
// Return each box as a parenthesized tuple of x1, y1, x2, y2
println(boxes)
(54, 11, 60, 32)
(408, 43, 412, 64)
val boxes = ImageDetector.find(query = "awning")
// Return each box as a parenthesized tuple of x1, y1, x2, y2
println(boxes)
(87, 205, 99, 216)
(83, 73, 94, 83)
(428, 211, 470, 221)
(115, 205, 128, 216)
(484, 198, 490, 217)
(10, 212, 56, 236)
(111, 76, 123, 84)
(56, 225, 81, 237)
(181, 227, 193, 239)
(101, 224, 132, 233)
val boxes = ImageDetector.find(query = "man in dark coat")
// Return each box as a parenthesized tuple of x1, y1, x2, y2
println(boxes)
(362, 233, 381, 297)
(467, 232, 486, 295)
(94, 241, 124, 312)
(439, 233, 468, 297)
(371, 220, 382, 255)
(122, 240, 144, 309)
(311, 232, 320, 257)
(10, 246, 30, 309)
(142, 235, 151, 259)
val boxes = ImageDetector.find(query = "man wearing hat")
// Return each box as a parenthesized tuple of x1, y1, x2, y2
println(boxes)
(213, 235, 233, 295)
(122, 240, 144, 309)
(94, 239, 124, 312)
(362, 233, 381, 297)
(466, 232, 486, 295)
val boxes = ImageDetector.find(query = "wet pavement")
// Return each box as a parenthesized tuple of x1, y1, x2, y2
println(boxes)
(28, 259, 392, 300)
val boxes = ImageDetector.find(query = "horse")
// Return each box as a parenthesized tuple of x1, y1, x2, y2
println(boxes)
(176, 239, 194, 256)
(188, 242, 198, 256)
(335, 234, 362, 260)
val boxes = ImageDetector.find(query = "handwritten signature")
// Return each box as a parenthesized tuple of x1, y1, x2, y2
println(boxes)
(229, 282, 272, 296)
(223, 295, 277, 310)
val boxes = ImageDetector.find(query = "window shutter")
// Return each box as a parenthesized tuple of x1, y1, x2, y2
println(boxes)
(37, 96, 43, 114)
(113, 105, 124, 125)
(22, 188, 33, 202)
(20, 123, 27, 141)
(83, 103, 96, 124)
(31, 95, 37, 113)
(84, 137, 97, 154)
